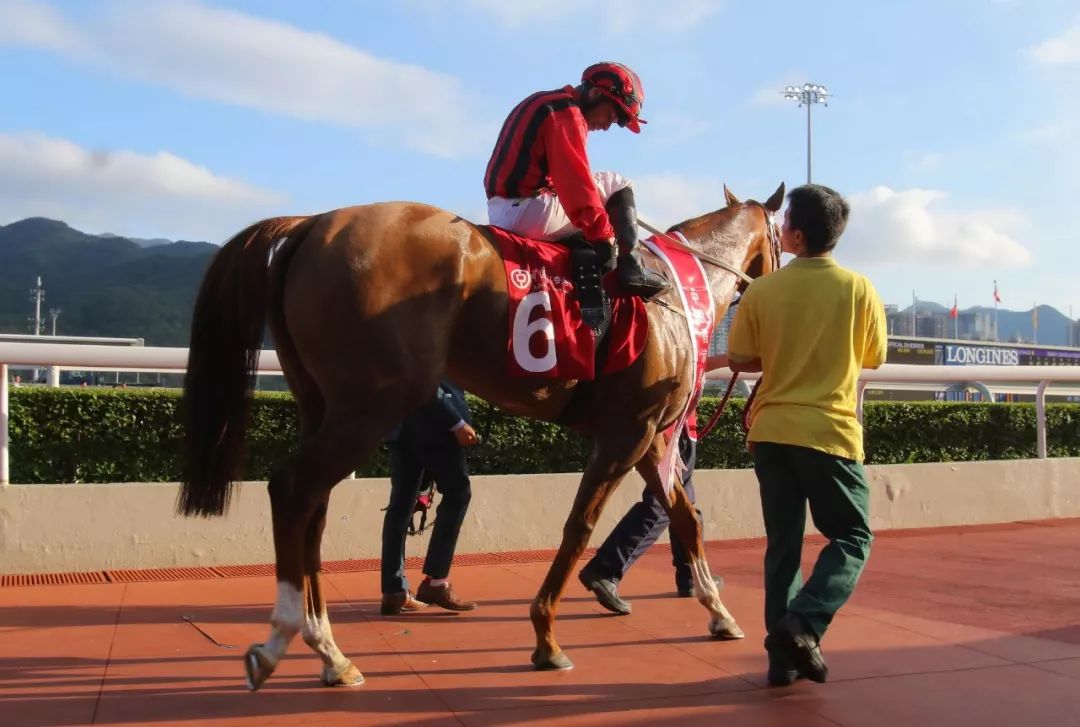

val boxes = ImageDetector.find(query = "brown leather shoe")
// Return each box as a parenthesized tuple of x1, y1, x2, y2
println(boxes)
(416, 578, 477, 611)
(380, 590, 428, 616)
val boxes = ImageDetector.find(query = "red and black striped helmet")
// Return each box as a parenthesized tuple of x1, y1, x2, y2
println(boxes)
(581, 62, 646, 133)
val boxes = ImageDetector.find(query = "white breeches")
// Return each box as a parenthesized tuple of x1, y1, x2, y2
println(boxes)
(487, 171, 631, 240)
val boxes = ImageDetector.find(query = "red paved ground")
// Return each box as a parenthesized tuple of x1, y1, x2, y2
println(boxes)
(3, 520, 1080, 726)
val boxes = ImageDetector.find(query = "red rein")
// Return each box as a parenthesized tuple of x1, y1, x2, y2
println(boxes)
(697, 373, 759, 440)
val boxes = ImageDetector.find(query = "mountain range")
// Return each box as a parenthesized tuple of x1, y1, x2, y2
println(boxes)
(899, 301, 1075, 347)
(0, 217, 1076, 347)
(0, 218, 217, 345)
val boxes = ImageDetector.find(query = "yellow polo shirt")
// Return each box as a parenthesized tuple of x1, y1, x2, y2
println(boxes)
(726, 256, 887, 462)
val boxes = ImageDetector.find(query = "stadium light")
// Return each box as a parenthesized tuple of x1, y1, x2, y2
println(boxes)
(783, 83, 831, 183)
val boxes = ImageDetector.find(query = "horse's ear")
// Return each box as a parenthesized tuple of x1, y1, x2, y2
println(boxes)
(723, 184, 741, 207)
(764, 182, 785, 212)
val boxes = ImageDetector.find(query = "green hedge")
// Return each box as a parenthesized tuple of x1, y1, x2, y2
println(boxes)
(7, 388, 1080, 484)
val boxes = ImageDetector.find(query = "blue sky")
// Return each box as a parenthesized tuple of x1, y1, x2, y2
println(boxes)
(1, 0, 1077, 315)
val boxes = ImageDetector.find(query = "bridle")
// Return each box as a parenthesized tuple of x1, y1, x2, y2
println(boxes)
(639, 202, 780, 286)
(694, 202, 781, 440)
(748, 201, 782, 278)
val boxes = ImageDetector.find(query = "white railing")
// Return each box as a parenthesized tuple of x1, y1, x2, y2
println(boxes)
(3, 342, 1080, 484)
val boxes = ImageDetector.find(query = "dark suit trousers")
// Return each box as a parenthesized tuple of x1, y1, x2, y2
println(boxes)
(381, 441, 472, 595)
(585, 436, 699, 590)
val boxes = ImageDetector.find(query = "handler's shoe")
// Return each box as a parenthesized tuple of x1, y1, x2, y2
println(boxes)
(380, 590, 428, 616)
(579, 566, 632, 615)
(771, 613, 828, 683)
(764, 634, 801, 687)
(417, 578, 477, 611)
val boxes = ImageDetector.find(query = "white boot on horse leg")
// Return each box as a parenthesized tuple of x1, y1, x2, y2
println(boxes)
(303, 608, 364, 687)
(245, 581, 304, 691)
(690, 557, 744, 640)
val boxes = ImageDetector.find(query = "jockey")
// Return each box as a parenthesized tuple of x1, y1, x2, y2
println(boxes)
(484, 61, 670, 300)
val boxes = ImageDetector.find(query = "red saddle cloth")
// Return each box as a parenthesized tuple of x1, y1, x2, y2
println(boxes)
(484, 226, 648, 380)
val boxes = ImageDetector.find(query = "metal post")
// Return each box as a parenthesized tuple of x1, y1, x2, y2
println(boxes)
(784, 83, 829, 186)
(1, 363, 8, 485)
(1036, 380, 1048, 459)
(806, 102, 813, 183)
(32, 277, 43, 336)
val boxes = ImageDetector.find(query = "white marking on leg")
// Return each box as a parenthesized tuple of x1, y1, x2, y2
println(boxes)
(689, 554, 735, 629)
(303, 608, 351, 676)
(264, 580, 303, 663)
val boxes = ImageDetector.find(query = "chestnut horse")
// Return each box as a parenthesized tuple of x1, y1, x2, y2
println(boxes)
(179, 182, 784, 690)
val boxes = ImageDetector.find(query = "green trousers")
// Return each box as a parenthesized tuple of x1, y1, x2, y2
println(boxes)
(752, 441, 873, 640)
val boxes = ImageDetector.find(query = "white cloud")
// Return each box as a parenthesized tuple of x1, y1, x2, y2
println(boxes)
(0, 0, 84, 52)
(457, 0, 724, 33)
(843, 186, 1031, 268)
(0, 1, 494, 158)
(1027, 22, 1080, 65)
(632, 173, 730, 227)
(904, 151, 944, 173)
(641, 112, 711, 146)
(1021, 119, 1077, 147)
(0, 131, 285, 241)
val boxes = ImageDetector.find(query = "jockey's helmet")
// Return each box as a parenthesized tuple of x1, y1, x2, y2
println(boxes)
(581, 62, 646, 133)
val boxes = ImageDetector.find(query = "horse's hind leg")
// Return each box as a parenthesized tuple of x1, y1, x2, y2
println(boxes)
(301, 493, 364, 687)
(244, 414, 378, 691)
(637, 436, 744, 640)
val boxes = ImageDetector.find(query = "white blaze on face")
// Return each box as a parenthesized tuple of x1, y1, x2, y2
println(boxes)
(265, 580, 303, 661)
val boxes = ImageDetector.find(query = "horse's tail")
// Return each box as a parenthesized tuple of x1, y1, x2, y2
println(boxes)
(178, 215, 317, 518)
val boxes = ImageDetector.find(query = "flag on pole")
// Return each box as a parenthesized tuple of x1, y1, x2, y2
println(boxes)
(993, 281, 1001, 304)
(950, 294, 958, 319)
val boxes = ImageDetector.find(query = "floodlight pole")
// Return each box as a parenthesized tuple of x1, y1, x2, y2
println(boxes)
(783, 83, 831, 184)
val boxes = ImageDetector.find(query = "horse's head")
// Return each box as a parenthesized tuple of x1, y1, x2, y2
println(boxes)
(666, 182, 785, 310)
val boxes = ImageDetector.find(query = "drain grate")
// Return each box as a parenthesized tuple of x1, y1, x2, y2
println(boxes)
(323, 558, 380, 573)
(0, 571, 109, 587)
(1, 540, 740, 587)
(212, 564, 276, 578)
(105, 567, 220, 583)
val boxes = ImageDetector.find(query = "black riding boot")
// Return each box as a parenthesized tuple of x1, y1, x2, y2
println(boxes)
(606, 187, 670, 300)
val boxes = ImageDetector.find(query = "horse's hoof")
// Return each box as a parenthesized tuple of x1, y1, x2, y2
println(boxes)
(531, 648, 574, 671)
(321, 662, 366, 688)
(710, 617, 745, 640)
(243, 645, 276, 692)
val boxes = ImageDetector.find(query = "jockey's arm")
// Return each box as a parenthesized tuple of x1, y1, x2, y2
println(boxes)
(541, 112, 615, 243)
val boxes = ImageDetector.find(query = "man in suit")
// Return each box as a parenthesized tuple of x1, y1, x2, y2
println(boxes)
(578, 427, 702, 613)
(380, 381, 480, 615)
(578, 355, 729, 613)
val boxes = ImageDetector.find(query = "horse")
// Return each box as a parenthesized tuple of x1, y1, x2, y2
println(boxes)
(178, 182, 785, 691)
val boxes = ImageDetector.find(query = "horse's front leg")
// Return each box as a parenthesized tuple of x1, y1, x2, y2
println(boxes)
(665, 480, 744, 639)
(530, 442, 644, 670)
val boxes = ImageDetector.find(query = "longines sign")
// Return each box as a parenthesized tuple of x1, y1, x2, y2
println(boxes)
(944, 344, 1020, 366)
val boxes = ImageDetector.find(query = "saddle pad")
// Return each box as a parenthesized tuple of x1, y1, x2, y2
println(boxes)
(643, 233, 716, 493)
(483, 225, 648, 380)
